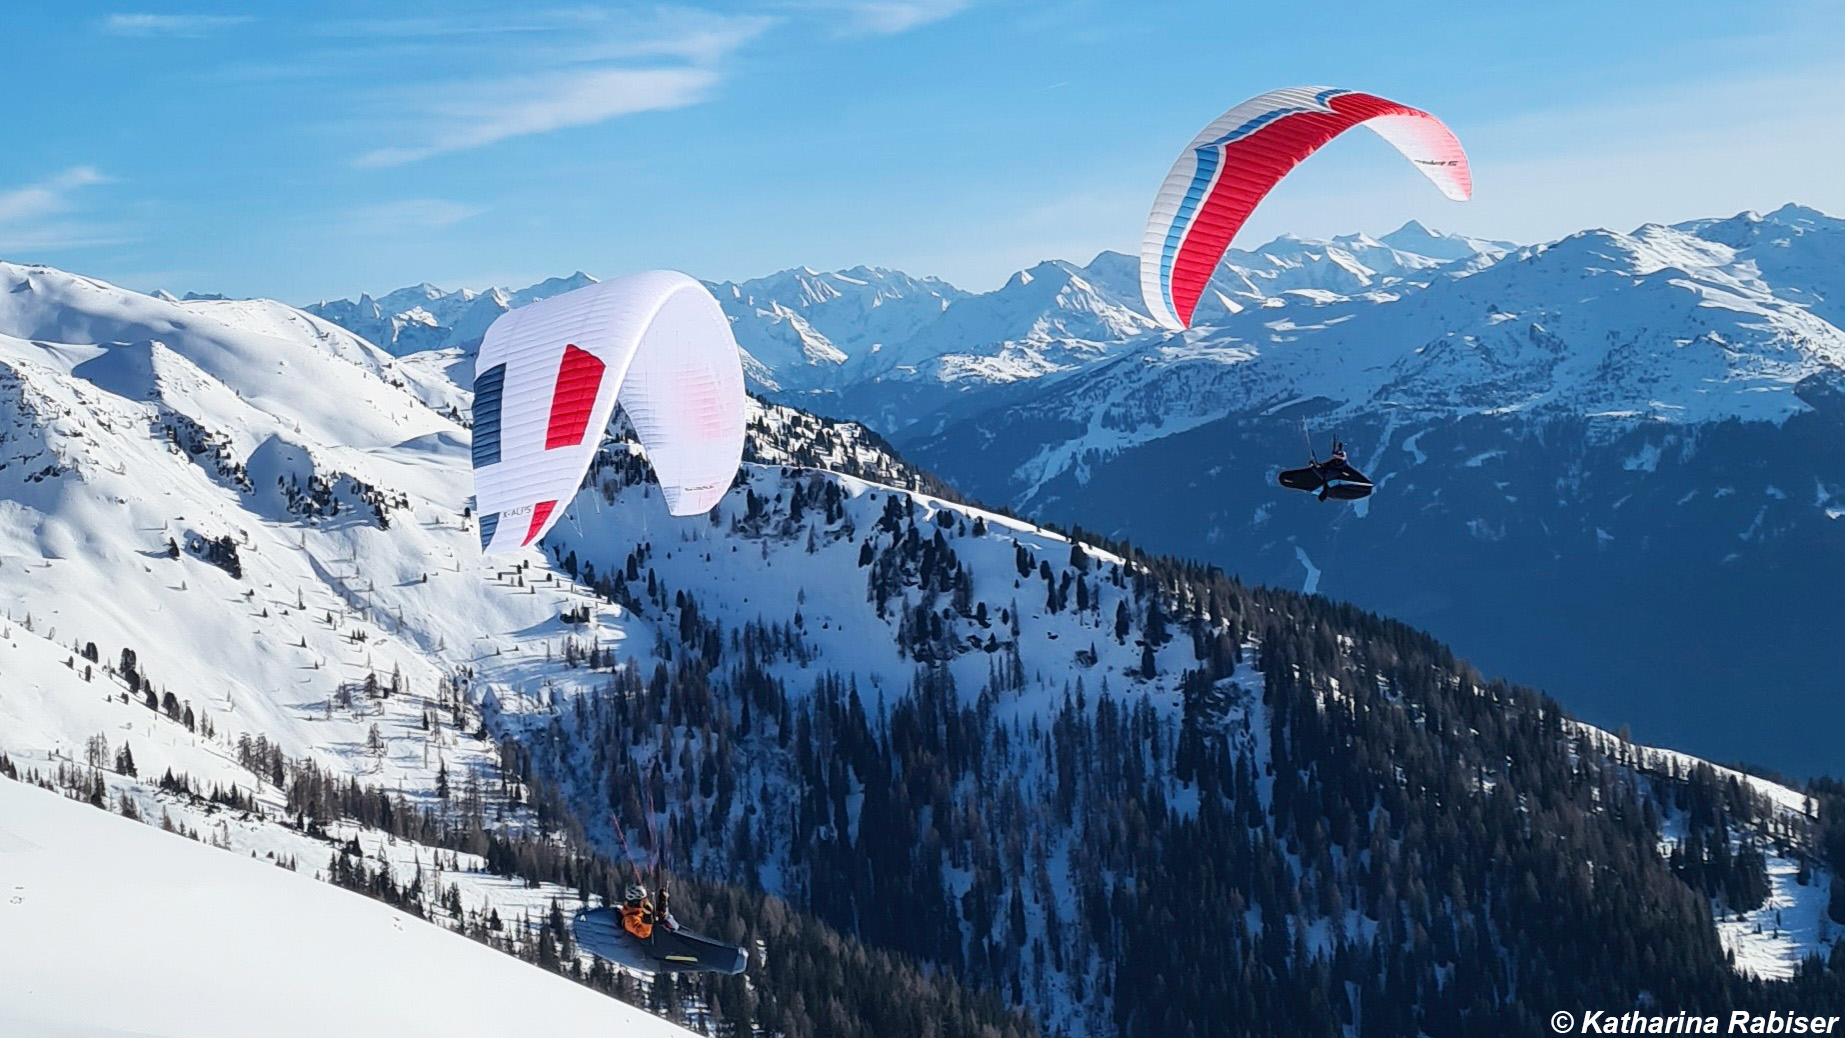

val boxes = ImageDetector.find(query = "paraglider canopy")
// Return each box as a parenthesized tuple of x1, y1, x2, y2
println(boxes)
(1141, 86, 1471, 331)
(470, 271, 746, 555)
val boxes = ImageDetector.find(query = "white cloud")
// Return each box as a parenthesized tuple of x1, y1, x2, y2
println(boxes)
(101, 13, 252, 37)
(348, 8, 767, 167)
(0, 167, 105, 225)
(338, 199, 487, 233)
(790, 0, 970, 36)
(354, 66, 717, 168)
(319, 7, 771, 60)
(0, 168, 126, 253)
(569, 11, 777, 65)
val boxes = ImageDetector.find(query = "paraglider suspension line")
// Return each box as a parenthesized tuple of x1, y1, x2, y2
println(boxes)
(643, 775, 664, 892)
(609, 810, 645, 886)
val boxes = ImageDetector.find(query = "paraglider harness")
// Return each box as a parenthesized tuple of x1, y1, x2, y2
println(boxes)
(595, 796, 747, 974)
(1278, 436, 1375, 502)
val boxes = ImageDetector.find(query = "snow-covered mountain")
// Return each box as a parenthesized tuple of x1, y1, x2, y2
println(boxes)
(0, 777, 697, 1038)
(724, 226, 1506, 425)
(5, 254, 1841, 1036)
(303, 271, 599, 355)
(304, 222, 1505, 430)
(707, 265, 965, 392)
(920, 209, 1845, 497)
(1674, 204, 1845, 327)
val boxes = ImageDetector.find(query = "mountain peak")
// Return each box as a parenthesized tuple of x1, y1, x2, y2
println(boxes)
(1669, 203, 1844, 262)
(1381, 218, 1438, 244)
(1379, 220, 1515, 262)
(1765, 202, 1838, 231)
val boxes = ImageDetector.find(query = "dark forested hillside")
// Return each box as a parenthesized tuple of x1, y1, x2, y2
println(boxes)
(504, 444, 1845, 1036)
(912, 384, 1845, 778)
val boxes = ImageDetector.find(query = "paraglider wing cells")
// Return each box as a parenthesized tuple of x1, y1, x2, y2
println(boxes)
(469, 271, 746, 555)
(1140, 86, 1471, 330)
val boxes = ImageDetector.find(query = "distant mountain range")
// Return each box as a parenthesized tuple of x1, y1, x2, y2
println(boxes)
(302, 219, 1511, 401)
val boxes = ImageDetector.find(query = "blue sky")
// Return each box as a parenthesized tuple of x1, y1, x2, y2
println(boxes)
(3, 1, 1842, 301)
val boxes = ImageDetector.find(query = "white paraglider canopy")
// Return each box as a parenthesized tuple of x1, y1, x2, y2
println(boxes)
(471, 270, 745, 555)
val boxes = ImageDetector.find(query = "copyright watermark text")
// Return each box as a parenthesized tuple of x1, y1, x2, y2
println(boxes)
(1550, 1011, 1842, 1034)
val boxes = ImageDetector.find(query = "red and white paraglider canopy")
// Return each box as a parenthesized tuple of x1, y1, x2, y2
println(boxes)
(470, 271, 745, 555)
(1140, 86, 1471, 331)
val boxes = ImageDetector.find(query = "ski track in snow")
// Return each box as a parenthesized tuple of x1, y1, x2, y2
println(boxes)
(1294, 545, 1322, 595)
(1720, 846, 1836, 981)
(1401, 428, 1428, 465)
(1654, 800, 1835, 981)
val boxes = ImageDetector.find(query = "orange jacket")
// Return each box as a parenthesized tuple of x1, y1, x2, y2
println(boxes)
(620, 902, 653, 940)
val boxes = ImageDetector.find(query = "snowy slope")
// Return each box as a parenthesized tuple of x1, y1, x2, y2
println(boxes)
(1378, 219, 1515, 262)
(856, 260, 1158, 383)
(1674, 204, 1845, 327)
(1181, 224, 1509, 323)
(0, 778, 695, 1038)
(0, 260, 978, 814)
(1570, 721, 1833, 981)
(557, 460, 1152, 720)
(0, 259, 630, 803)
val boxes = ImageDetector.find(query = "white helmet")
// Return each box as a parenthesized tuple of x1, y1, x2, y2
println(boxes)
(624, 883, 648, 904)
